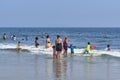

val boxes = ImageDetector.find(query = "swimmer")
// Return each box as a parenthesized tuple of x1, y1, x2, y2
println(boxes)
(35, 37, 40, 48)
(46, 35, 51, 48)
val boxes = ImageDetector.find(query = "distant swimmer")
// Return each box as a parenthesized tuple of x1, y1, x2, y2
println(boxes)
(107, 44, 110, 51)
(11, 35, 16, 40)
(3, 33, 7, 40)
(46, 35, 51, 48)
(84, 42, 91, 54)
(35, 37, 40, 48)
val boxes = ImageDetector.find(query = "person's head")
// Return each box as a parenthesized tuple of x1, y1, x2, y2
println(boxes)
(46, 35, 49, 38)
(88, 42, 90, 45)
(52, 45, 55, 48)
(107, 44, 110, 47)
(65, 36, 68, 40)
(18, 41, 20, 44)
(35, 37, 38, 40)
(4, 33, 6, 35)
(13, 35, 15, 37)
(57, 35, 60, 39)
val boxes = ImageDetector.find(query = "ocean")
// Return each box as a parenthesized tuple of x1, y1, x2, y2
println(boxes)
(0, 27, 120, 80)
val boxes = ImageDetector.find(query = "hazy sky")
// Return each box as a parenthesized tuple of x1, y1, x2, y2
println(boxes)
(0, 0, 120, 27)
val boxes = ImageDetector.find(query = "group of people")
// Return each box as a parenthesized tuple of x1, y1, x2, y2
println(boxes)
(2, 33, 111, 59)
(3, 33, 16, 40)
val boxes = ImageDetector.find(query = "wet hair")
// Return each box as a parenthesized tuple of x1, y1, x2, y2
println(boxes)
(57, 35, 60, 38)
(107, 44, 110, 47)
(35, 37, 38, 40)
(18, 41, 20, 43)
(65, 36, 68, 40)
(52, 46, 55, 48)
(46, 35, 49, 38)
(88, 42, 90, 45)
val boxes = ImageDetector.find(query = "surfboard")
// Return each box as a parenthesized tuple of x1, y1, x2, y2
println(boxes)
(90, 45, 96, 50)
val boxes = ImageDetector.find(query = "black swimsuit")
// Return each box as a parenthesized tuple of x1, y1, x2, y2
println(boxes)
(56, 43, 62, 51)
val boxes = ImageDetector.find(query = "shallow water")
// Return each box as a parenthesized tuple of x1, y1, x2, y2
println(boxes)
(1, 50, 120, 80)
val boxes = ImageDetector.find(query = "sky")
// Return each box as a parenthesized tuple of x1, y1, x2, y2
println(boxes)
(0, 0, 120, 27)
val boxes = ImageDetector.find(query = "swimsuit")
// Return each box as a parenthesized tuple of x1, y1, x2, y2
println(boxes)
(63, 41, 68, 50)
(56, 43, 62, 51)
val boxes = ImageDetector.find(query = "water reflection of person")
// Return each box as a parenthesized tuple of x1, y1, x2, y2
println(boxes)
(53, 59, 68, 80)
(53, 60, 62, 79)
(85, 57, 93, 80)
(34, 55, 39, 80)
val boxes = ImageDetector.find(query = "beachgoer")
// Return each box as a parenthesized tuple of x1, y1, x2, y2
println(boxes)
(63, 36, 68, 56)
(3, 33, 7, 40)
(107, 44, 110, 51)
(52, 45, 57, 58)
(11, 35, 16, 40)
(46, 35, 51, 48)
(35, 37, 40, 48)
(85, 42, 91, 54)
(17, 41, 21, 50)
(69, 44, 75, 55)
(55, 35, 63, 59)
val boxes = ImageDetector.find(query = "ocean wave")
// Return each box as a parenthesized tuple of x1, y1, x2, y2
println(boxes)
(0, 43, 120, 57)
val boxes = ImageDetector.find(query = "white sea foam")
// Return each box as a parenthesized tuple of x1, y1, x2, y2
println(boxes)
(0, 43, 120, 57)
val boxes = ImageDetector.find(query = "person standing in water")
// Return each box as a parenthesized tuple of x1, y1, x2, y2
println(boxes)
(52, 45, 57, 59)
(107, 44, 110, 51)
(69, 44, 76, 55)
(17, 41, 22, 53)
(85, 42, 91, 54)
(63, 36, 68, 56)
(3, 33, 7, 40)
(46, 35, 51, 48)
(17, 41, 21, 50)
(55, 35, 63, 59)
(35, 37, 40, 48)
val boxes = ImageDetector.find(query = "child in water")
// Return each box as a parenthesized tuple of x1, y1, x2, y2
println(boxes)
(69, 44, 75, 55)
(52, 45, 57, 58)
(85, 42, 90, 54)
